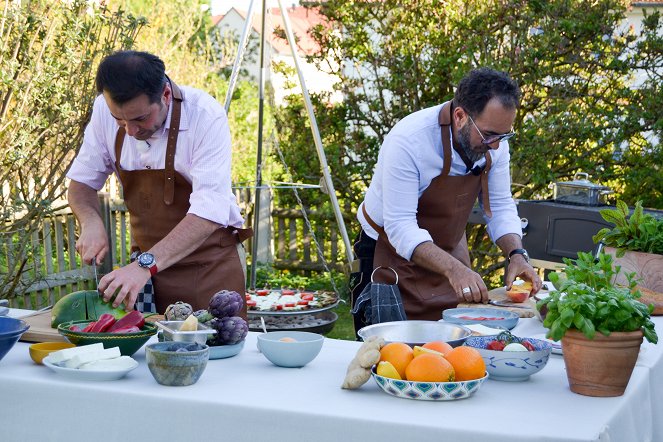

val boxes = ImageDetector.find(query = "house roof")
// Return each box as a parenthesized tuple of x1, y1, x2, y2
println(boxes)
(213, 6, 328, 56)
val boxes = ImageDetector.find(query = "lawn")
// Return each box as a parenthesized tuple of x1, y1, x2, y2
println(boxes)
(325, 301, 357, 341)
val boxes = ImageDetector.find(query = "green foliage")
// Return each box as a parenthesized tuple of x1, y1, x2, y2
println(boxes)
(593, 200, 663, 255)
(0, 1, 144, 299)
(538, 252, 658, 343)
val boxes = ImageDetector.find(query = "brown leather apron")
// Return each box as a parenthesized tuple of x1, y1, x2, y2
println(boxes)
(363, 101, 492, 320)
(114, 80, 252, 316)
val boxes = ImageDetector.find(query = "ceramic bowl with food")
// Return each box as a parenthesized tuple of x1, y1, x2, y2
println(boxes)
(463, 336, 552, 381)
(29, 341, 76, 364)
(371, 365, 488, 401)
(0, 316, 30, 361)
(145, 341, 209, 386)
(442, 308, 519, 330)
(358, 320, 471, 348)
(257, 331, 324, 368)
(58, 320, 157, 357)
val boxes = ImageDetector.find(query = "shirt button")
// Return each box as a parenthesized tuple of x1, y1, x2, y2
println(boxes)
(145, 165, 151, 169)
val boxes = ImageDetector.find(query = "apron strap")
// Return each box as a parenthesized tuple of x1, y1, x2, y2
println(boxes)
(164, 79, 183, 206)
(114, 127, 126, 172)
(438, 101, 493, 217)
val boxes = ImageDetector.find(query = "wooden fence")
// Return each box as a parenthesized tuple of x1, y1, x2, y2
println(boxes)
(2, 191, 349, 309)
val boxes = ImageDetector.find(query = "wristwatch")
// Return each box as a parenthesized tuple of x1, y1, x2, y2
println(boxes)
(137, 252, 158, 276)
(508, 248, 530, 263)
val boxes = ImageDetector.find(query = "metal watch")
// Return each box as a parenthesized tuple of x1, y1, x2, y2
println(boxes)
(137, 252, 158, 276)
(508, 248, 530, 263)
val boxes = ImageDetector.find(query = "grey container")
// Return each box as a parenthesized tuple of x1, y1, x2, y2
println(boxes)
(145, 341, 209, 386)
(155, 320, 216, 345)
(549, 172, 613, 206)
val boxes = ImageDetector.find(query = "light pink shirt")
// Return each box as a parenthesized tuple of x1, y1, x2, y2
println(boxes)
(67, 86, 244, 228)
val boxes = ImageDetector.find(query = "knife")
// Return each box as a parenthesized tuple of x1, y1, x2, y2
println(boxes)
(92, 258, 99, 291)
(488, 299, 533, 309)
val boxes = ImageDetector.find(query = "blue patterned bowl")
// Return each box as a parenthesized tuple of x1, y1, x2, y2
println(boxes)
(371, 366, 488, 401)
(464, 336, 552, 382)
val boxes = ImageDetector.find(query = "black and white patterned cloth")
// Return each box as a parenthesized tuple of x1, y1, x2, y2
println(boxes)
(135, 278, 156, 313)
(351, 267, 407, 326)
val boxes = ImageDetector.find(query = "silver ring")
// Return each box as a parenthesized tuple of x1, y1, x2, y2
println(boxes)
(462, 287, 471, 294)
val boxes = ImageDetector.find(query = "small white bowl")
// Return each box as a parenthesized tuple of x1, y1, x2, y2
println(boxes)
(464, 336, 552, 381)
(257, 331, 324, 368)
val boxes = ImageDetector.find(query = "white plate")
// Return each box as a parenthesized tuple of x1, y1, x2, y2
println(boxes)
(42, 355, 139, 381)
(532, 333, 563, 355)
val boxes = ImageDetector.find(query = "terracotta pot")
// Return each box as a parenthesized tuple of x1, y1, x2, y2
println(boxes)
(561, 328, 643, 397)
(604, 246, 663, 293)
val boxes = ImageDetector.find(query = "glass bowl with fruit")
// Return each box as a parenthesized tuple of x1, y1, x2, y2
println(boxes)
(463, 331, 552, 381)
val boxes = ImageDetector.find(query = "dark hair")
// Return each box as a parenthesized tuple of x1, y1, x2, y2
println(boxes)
(453, 67, 520, 116)
(95, 51, 167, 104)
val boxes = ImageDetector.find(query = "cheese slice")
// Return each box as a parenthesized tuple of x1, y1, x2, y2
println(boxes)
(62, 347, 122, 369)
(79, 356, 137, 371)
(49, 343, 104, 364)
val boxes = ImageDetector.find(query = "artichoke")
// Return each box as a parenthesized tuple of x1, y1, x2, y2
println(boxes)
(193, 309, 215, 326)
(164, 301, 193, 321)
(210, 316, 248, 345)
(208, 290, 243, 318)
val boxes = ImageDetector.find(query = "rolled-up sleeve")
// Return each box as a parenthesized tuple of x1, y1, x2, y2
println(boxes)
(187, 107, 235, 226)
(483, 142, 522, 241)
(66, 96, 114, 190)
(381, 134, 433, 260)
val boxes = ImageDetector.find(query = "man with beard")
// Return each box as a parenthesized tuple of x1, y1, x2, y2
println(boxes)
(351, 67, 541, 329)
(67, 50, 251, 315)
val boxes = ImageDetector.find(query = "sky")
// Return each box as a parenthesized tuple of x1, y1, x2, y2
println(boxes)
(211, 0, 300, 15)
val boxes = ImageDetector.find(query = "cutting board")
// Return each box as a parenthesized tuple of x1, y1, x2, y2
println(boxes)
(19, 311, 65, 343)
(457, 286, 546, 318)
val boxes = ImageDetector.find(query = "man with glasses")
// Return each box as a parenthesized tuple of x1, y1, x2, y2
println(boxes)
(351, 67, 541, 330)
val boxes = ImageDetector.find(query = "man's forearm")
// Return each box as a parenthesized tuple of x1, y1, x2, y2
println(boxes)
(148, 213, 220, 272)
(68, 180, 103, 227)
(410, 241, 464, 278)
(495, 233, 523, 258)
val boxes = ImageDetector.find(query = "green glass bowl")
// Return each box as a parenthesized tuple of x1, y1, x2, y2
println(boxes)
(57, 320, 157, 356)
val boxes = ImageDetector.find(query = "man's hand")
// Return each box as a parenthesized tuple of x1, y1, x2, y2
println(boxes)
(75, 218, 109, 265)
(504, 254, 542, 296)
(447, 261, 489, 304)
(97, 262, 151, 311)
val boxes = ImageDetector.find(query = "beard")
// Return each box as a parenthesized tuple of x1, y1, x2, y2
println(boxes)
(457, 123, 488, 164)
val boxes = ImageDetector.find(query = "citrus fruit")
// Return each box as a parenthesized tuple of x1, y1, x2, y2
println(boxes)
(413, 345, 444, 358)
(379, 342, 414, 379)
(422, 340, 453, 355)
(444, 346, 486, 381)
(405, 353, 455, 382)
(376, 361, 402, 380)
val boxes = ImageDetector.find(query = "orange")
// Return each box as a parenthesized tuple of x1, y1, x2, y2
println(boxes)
(422, 340, 453, 356)
(405, 353, 455, 382)
(444, 346, 486, 381)
(379, 342, 414, 379)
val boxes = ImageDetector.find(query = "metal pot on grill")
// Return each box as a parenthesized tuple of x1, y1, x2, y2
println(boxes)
(549, 172, 613, 206)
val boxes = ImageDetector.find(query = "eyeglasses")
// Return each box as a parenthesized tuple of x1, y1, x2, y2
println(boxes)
(468, 114, 515, 145)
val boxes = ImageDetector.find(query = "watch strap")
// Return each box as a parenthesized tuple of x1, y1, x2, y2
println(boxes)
(509, 248, 529, 262)
(148, 264, 158, 277)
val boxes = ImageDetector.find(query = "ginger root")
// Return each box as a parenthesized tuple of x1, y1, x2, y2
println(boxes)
(341, 335, 385, 389)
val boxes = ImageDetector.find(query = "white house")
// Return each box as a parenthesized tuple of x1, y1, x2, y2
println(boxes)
(213, 5, 341, 104)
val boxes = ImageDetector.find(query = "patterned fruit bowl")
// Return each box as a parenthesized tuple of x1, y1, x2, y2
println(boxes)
(370, 366, 488, 401)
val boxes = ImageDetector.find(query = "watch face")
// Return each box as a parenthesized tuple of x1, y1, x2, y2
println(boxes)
(138, 253, 154, 267)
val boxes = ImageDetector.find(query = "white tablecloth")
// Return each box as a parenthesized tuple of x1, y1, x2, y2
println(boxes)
(1, 312, 662, 442)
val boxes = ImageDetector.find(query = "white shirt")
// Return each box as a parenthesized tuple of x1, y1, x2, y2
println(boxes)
(358, 103, 522, 260)
(67, 86, 244, 228)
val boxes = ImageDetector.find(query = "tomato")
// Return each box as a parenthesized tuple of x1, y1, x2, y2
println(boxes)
(486, 340, 506, 351)
(246, 300, 257, 307)
(297, 300, 309, 306)
(522, 341, 536, 351)
(256, 290, 269, 296)
(245, 294, 252, 300)
(282, 290, 295, 296)
(284, 302, 296, 307)
(300, 293, 314, 301)
(275, 304, 283, 310)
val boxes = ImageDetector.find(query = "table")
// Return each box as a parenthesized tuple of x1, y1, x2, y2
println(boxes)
(1, 311, 662, 442)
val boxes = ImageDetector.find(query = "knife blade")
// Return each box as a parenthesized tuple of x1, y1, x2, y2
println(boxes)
(92, 258, 99, 291)
(488, 299, 533, 309)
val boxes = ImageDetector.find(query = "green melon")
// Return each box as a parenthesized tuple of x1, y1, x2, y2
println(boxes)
(51, 290, 128, 328)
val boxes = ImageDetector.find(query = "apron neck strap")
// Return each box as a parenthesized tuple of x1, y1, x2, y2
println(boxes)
(164, 78, 183, 205)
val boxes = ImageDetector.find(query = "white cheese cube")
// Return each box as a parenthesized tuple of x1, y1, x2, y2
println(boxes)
(62, 347, 122, 369)
(79, 356, 137, 371)
(49, 343, 104, 364)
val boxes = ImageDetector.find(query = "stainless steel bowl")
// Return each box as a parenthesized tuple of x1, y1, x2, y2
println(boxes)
(357, 320, 472, 347)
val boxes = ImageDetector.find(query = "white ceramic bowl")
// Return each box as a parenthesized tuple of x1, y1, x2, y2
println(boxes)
(463, 336, 552, 381)
(257, 331, 324, 368)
